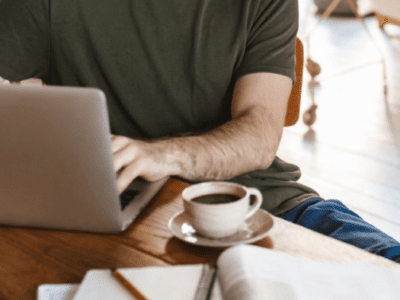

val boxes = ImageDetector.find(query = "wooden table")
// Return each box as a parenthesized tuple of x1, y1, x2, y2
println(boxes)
(0, 178, 398, 300)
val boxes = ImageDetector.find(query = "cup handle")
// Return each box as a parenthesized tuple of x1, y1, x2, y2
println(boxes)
(245, 187, 263, 220)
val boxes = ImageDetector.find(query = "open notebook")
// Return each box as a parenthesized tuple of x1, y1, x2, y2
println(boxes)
(37, 264, 222, 300)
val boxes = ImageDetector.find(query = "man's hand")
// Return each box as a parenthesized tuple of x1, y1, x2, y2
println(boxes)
(0, 76, 11, 85)
(0, 76, 44, 86)
(111, 135, 178, 194)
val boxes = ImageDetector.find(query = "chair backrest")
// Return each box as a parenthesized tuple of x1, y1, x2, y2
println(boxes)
(284, 38, 304, 127)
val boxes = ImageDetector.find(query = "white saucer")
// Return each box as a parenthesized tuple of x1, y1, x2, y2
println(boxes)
(168, 209, 274, 248)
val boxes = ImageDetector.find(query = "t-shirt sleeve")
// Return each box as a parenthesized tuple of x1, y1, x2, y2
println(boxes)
(235, 0, 299, 82)
(0, 0, 50, 81)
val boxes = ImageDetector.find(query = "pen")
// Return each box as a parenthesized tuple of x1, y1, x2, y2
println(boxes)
(112, 269, 148, 300)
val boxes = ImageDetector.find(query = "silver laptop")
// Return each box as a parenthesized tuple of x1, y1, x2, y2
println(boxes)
(0, 85, 168, 233)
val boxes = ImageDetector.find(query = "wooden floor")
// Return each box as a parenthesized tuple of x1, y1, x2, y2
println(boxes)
(277, 0, 400, 241)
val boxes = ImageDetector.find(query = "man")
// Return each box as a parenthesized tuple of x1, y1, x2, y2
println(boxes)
(1, 0, 399, 262)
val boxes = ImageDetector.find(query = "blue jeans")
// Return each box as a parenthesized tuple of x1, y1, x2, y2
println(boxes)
(281, 198, 400, 263)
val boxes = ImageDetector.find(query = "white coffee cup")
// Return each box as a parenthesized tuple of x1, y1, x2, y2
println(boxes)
(182, 181, 263, 239)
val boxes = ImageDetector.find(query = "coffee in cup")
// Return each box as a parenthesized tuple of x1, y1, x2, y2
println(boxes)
(182, 181, 263, 239)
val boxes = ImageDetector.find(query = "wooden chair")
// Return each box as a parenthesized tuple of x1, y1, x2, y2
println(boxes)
(284, 38, 304, 127)
(376, 13, 400, 29)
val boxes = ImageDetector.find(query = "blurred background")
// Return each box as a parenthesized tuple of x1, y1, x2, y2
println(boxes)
(277, 0, 400, 241)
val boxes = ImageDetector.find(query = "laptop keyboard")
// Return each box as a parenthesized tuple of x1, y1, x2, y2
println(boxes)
(119, 190, 140, 210)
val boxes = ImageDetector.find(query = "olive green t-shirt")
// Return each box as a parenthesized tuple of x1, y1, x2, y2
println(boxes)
(0, 0, 319, 215)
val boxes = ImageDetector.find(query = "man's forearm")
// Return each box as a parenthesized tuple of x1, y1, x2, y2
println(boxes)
(152, 106, 282, 181)
(112, 72, 291, 193)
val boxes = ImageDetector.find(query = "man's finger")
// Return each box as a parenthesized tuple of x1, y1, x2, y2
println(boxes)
(111, 135, 131, 153)
(117, 164, 141, 194)
(113, 147, 137, 173)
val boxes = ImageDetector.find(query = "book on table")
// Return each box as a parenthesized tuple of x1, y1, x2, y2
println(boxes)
(38, 244, 400, 300)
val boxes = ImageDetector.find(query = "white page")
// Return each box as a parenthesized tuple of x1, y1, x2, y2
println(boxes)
(217, 245, 400, 300)
(72, 264, 214, 300)
(37, 284, 79, 300)
(72, 270, 135, 300)
(117, 264, 204, 300)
